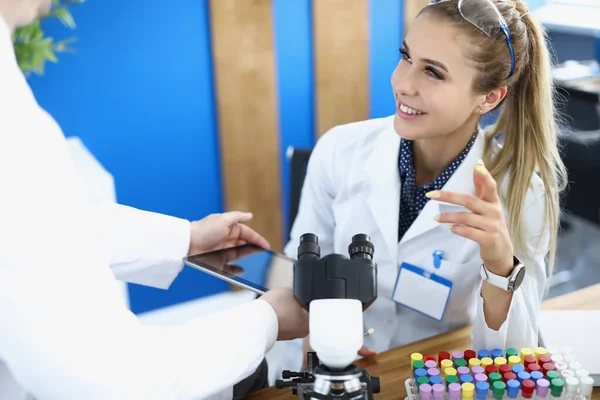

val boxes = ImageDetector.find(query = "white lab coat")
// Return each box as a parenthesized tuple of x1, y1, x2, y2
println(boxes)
(0, 17, 277, 400)
(280, 115, 549, 370)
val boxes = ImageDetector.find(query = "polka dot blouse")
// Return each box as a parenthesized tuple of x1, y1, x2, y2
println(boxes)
(397, 132, 478, 241)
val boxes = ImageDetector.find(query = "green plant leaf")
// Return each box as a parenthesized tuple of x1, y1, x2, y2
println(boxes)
(48, 7, 76, 29)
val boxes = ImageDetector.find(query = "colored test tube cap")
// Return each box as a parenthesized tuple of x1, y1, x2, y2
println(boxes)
(538, 355, 552, 365)
(416, 368, 428, 378)
(536, 378, 550, 398)
(535, 347, 548, 359)
(517, 371, 531, 382)
(561, 370, 574, 380)
(438, 351, 451, 362)
(530, 371, 544, 382)
(486, 365, 499, 375)
(469, 358, 482, 368)
(411, 353, 424, 363)
(424, 355, 437, 362)
(521, 348, 533, 359)
(575, 369, 589, 379)
(481, 357, 493, 368)
(432, 383, 445, 397)
(419, 383, 433, 395)
(472, 366, 485, 376)
(503, 372, 517, 382)
(462, 382, 475, 397)
(522, 379, 535, 393)
(428, 368, 441, 377)
(554, 361, 567, 372)
(461, 374, 474, 384)
(430, 376, 444, 385)
(499, 364, 512, 375)
(441, 359, 454, 371)
(413, 360, 426, 371)
(489, 372, 502, 384)
(476, 381, 490, 397)
(508, 356, 521, 366)
(546, 370, 560, 381)
(527, 363, 542, 373)
(475, 373, 488, 383)
(491, 349, 504, 359)
(550, 353, 563, 363)
(492, 380, 506, 395)
(506, 379, 520, 398)
(478, 350, 491, 359)
(524, 355, 537, 366)
(464, 350, 476, 361)
(494, 357, 507, 367)
(425, 360, 438, 369)
(448, 382, 461, 395)
(452, 351, 464, 361)
(455, 359, 467, 368)
(446, 375, 459, 386)
(511, 364, 525, 374)
(542, 362, 556, 374)
(550, 378, 564, 396)
(506, 348, 518, 358)
(418, 376, 431, 386)
(445, 367, 458, 377)
(457, 366, 470, 377)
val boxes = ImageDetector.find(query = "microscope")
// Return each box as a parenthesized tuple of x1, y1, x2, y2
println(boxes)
(275, 233, 381, 400)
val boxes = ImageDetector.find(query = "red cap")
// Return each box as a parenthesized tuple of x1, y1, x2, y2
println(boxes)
(538, 355, 552, 365)
(527, 363, 541, 373)
(438, 351, 451, 362)
(522, 380, 535, 393)
(499, 364, 512, 375)
(542, 363, 556, 374)
(424, 356, 436, 362)
(486, 365, 499, 375)
(464, 350, 476, 361)
(503, 372, 517, 382)
(524, 356, 537, 365)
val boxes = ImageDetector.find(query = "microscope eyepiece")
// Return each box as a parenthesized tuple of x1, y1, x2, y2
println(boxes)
(298, 233, 320, 260)
(348, 234, 374, 260)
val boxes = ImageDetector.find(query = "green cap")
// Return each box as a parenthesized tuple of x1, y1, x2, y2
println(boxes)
(489, 372, 502, 383)
(454, 358, 467, 368)
(551, 378, 564, 396)
(418, 376, 430, 386)
(493, 381, 507, 396)
(506, 348, 518, 358)
(446, 375, 459, 386)
(546, 371, 560, 381)
(413, 360, 426, 370)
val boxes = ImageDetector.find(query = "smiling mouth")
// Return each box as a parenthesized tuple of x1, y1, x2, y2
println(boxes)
(399, 102, 425, 115)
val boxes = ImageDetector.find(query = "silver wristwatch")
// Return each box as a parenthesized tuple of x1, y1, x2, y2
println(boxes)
(479, 255, 526, 291)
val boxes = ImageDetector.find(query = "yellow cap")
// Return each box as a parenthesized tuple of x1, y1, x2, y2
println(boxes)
(508, 356, 521, 366)
(494, 357, 507, 367)
(411, 353, 423, 363)
(534, 347, 548, 360)
(441, 359, 454, 370)
(462, 382, 475, 397)
(521, 348, 533, 361)
(445, 367, 458, 377)
(481, 357, 493, 368)
(469, 358, 482, 368)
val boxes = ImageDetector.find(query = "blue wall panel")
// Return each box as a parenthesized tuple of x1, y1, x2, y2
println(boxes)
(28, 0, 228, 314)
(370, 0, 403, 119)
(273, 0, 315, 242)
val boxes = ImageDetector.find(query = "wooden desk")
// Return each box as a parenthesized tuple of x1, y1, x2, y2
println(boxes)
(247, 283, 600, 400)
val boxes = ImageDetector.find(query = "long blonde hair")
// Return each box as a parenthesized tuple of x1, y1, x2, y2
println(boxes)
(420, 0, 567, 278)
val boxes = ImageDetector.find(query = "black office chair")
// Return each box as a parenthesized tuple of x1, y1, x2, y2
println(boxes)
(286, 146, 313, 237)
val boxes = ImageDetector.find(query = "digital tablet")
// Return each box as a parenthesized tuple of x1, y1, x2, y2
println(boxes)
(183, 244, 295, 295)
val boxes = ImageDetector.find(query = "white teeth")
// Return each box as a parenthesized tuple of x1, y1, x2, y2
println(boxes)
(400, 104, 423, 115)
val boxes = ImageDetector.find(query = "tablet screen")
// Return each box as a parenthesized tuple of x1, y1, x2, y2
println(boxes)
(183, 244, 295, 295)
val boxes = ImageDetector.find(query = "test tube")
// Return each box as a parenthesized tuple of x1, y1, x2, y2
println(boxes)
(521, 348, 534, 361)
(430, 376, 444, 386)
(489, 372, 503, 386)
(536, 378, 550, 399)
(414, 360, 426, 372)
(506, 379, 520, 399)
(412, 352, 424, 365)
(564, 377, 579, 400)
(527, 363, 542, 374)
(522, 380, 536, 399)
(470, 358, 482, 370)
(446, 375, 459, 387)
(508, 356, 521, 367)
(455, 359, 468, 369)
(503, 372, 517, 383)
(445, 367, 458, 380)
(492, 380, 506, 400)
(546, 371, 560, 382)
(448, 382, 461, 400)
(538, 355, 552, 366)
(432, 383, 445, 400)
(425, 355, 437, 363)
(419, 383, 433, 400)
(506, 348, 519, 359)
(579, 376, 594, 400)
(560, 370, 574, 381)
(518, 371, 531, 383)
(499, 365, 513, 376)
(428, 368, 441, 378)
(482, 357, 494, 369)
(461, 374, 474, 385)
(452, 351, 465, 362)
(464, 350, 477, 362)
(425, 360, 438, 369)
(439, 351, 451, 363)
(457, 366, 471, 378)
(415, 368, 428, 381)
(495, 357, 508, 368)
(487, 366, 500, 376)
(475, 373, 489, 384)
(441, 359, 454, 375)
(550, 378, 564, 399)
(417, 376, 431, 387)
(476, 381, 490, 400)
(575, 369, 589, 380)
(553, 362, 567, 374)
(524, 356, 537, 367)
(472, 366, 485, 376)
(530, 371, 544, 384)
(542, 363, 556, 376)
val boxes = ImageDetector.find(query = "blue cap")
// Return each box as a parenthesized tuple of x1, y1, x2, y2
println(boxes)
(476, 382, 490, 396)
(416, 368, 428, 378)
(461, 374, 474, 384)
(478, 350, 491, 359)
(518, 371, 531, 382)
(530, 371, 543, 382)
(491, 349, 504, 359)
(507, 379, 521, 398)
(512, 364, 525, 374)
(430, 376, 443, 385)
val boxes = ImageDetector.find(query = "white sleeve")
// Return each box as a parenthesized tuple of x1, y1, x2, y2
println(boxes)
(283, 129, 339, 258)
(471, 179, 549, 350)
(92, 203, 192, 289)
(0, 111, 278, 400)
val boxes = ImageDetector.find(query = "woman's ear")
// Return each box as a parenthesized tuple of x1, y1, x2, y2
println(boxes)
(478, 86, 508, 114)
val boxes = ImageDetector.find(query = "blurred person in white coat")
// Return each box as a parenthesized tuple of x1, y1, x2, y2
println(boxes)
(282, 0, 566, 370)
(0, 1, 308, 399)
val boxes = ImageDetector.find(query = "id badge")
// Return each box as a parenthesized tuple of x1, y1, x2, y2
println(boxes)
(392, 262, 453, 321)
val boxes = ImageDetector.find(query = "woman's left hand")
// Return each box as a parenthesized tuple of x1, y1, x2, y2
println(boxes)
(427, 160, 514, 276)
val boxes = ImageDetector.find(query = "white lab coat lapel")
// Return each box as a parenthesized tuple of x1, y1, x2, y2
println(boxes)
(398, 130, 485, 246)
(364, 123, 402, 262)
